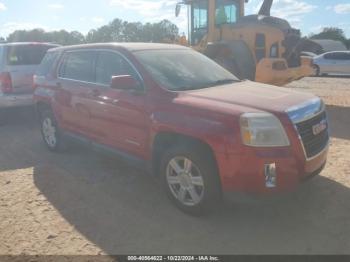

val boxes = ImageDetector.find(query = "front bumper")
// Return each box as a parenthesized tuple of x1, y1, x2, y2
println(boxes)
(0, 94, 34, 108)
(216, 144, 328, 194)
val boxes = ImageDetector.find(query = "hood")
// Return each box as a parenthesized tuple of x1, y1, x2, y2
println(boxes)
(176, 81, 316, 115)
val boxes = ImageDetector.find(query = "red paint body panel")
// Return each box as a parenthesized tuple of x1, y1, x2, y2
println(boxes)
(34, 43, 329, 194)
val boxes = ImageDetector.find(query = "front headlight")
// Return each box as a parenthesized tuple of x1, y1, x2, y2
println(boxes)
(240, 112, 290, 147)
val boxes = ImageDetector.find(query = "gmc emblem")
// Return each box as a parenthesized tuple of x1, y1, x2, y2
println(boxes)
(312, 119, 327, 136)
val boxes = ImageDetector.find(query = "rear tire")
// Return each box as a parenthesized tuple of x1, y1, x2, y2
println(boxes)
(160, 144, 222, 216)
(39, 109, 65, 152)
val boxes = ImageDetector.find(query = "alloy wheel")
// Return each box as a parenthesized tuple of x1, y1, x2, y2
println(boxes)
(166, 156, 205, 206)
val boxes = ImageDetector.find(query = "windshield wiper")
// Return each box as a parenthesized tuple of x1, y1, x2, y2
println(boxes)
(209, 79, 239, 87)
(177, 79, 239, 91)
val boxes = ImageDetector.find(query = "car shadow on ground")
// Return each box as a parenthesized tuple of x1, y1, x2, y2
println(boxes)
(326, 105, 350, 140)
(0, 107, 36, 127)
(32, 156, 350, 255)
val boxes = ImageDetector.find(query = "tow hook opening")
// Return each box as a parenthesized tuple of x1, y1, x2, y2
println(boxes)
(265, 163, 277, 188)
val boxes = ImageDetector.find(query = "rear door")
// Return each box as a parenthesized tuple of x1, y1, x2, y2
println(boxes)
(56, 50, 97, 137)
(5, 44, 56, 94)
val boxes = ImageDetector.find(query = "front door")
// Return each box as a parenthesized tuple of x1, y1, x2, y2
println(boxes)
(87, 50, 149, 159)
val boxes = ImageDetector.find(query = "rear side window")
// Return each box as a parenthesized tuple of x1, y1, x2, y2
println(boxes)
(59, 51, 95, 82)
(6, 45, 55, 66)
(95, 51, 137, 85)
(36, 51, 60, 77)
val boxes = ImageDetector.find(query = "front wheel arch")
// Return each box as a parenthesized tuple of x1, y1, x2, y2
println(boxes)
(152, 132, 220, 180)
(36, 102, 52, 118)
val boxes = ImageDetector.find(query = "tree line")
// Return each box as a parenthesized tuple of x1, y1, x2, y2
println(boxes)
(2, 19, 179, 45)
(1, 19, 349, 50)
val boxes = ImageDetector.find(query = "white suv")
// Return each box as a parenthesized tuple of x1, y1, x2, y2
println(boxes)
(0, 42, 59, 109)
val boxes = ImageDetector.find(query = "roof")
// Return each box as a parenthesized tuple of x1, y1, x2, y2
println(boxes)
(0, 42, 60, 47)
(49, 42, 190, 53)
(311, 39, 348, 53)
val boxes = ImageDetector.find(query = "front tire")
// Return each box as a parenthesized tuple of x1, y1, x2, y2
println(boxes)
(160, 145, 222, 215)
(40, 109, 65, 152)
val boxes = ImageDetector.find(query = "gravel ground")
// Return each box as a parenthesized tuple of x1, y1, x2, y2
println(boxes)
(0, 77, 349, 255)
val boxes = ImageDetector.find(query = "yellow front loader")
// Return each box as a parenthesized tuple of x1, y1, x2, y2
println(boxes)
(175, 0, 314, 86)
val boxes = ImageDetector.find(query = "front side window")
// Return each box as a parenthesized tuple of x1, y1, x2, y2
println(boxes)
(324, 53, 336, 60)
(192, 1, 208, 45)
(95, 52, 137, 85)
(134, 49, 238, 92)
(59, 51, 95, 82)
(215, 0, 238, 25)
(6, 45, 56, 66)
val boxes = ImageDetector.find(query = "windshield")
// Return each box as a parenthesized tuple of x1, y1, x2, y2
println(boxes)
(133, 49, 239, 91)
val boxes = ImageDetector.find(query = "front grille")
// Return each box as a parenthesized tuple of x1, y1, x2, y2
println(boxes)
(296, 111, 329, 158)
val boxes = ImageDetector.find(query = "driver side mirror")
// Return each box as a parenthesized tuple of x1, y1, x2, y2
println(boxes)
(110, 75, 140, 90)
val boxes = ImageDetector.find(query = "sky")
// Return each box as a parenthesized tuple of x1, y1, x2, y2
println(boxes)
(0, 0, 350, 39)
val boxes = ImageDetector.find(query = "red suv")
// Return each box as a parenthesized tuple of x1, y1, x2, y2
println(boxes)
(34, 43, 329, 214)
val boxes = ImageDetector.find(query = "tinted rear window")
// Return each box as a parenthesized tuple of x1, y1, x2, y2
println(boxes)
(6, 45, 55, 66)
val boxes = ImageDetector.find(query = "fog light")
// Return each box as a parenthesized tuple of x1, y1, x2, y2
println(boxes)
(265, 163, 277, 188)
